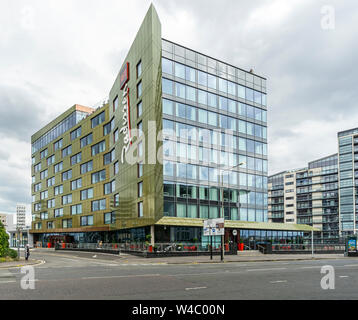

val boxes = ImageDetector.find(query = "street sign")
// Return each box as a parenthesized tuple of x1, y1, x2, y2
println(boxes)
(203, 218, 225, 236)
(233, 230, 237, 236)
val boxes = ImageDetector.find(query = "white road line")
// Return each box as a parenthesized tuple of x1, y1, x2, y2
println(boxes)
(185, 286, 207, 291)
(270, 280, 287, 283)
(0, 280, 16, 284)
(246, 268, 287, 272)
(81, 274, 161, 280)
(339, 276, 349, 278)
(300, 266, 322, 269)
(344, 264, 358, 267)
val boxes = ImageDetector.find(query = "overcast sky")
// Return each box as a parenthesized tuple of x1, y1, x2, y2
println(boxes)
(0, 0, 357, 218)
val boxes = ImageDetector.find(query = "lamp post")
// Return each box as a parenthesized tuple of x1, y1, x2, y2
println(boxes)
(220, 162, 245, 261)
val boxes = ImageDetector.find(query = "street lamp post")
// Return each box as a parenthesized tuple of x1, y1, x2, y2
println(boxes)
(220, 162, 245, 262)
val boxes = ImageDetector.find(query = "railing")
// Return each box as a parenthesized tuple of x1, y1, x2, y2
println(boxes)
(272, 244, 345, 252)
(57, 242, 233, 253)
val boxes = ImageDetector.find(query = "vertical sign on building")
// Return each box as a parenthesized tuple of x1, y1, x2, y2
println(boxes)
(119, 62, 132, 163)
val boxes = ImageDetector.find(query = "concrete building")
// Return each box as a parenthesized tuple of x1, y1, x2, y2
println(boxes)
(16, 204, 26, 230)
(269, 154, 339, 243)
(30, 5, 315, 248)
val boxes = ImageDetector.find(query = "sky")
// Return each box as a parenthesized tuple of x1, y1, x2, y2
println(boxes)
(0, 0, 357, 218)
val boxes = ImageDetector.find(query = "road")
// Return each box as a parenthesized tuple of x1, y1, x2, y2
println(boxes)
(1, 250, 358, 300)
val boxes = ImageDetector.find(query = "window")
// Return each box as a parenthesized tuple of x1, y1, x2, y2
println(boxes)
(47, 199, 55, 208)
(80, 215, 93, 226)
(92, 140, 106, 156)
(137, 101, 143, 118)
(91, 111, 105, 128)
(70, 127, 81, 140)
(138, 162, 143, 178)
(71, 152, 82, 165)
(114, 161, 119, 175)
(54, 208, 63, 217)
(137, 121, 143, 136)
(103, 122, 112, 136)
(137, 81, 142, 98)
(40, 212, 48, 220)
(92, 170, 106, 183)
(62, 145, 72, 157)
(40, 190, 48, 200)
(81, 160, 93, 174)
(54, 185, 63, 195)
(40, 169, 48, 180)
(54, 139, 63, 151)
(47, 221, 54, 229)
(71, 178, 82, 190)
(138, 202, 143, 217)
(71, 204, 82, 215)
(47, 177, 55, 187)
(40, 149, 48, 159)
(62, 218, 72, 228)
(91, 199, 106, 211)
(81, 134, 93, 148)
(114, 129, 119, 143)
(62, 169, 72, 181)
(81, 188, 94, 200)
(34, 163, 41, 173)
(104, 150, 114, 165)
(54, 162, 63, 173)
(113, 96, 118, 112)
(62, 194, 72, 205)
(104, 212, 115, 225)
(138, 181, 143, 197)
(47, 155, 55, 166)
(104, 180, 115, 195)
(136, 60, 142, 78)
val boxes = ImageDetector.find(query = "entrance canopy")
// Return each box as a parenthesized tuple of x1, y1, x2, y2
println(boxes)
(155, 217, 319, 232)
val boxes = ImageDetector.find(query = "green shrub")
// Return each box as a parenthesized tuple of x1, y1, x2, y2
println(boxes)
(0, 221, 10, 257)
(6, 249, 18, 259)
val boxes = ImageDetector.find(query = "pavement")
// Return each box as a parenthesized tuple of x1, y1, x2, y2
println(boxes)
(1, 249, 358, 299)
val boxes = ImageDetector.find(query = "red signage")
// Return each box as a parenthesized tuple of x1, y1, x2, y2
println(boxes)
(120, 62, 130, 89)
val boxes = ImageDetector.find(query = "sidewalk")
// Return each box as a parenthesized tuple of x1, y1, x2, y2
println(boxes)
(119, 253, 347, 265)
(0, 258, 43, 269)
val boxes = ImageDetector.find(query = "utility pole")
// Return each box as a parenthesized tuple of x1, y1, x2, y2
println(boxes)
(311, 230, 314, 258)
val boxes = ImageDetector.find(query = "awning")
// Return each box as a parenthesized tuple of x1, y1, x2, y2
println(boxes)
(155, 216, 319, 232)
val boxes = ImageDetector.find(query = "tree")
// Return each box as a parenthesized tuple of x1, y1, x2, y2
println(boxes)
(0, 221, 10, 257)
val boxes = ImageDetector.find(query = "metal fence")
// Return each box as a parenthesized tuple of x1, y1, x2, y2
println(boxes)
(58, 242, 230, 253)
(272, 244, 345, 252)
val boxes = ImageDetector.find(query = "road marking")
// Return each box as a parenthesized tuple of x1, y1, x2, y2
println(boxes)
(339, 276, 349, 278)
(300, 266, 322, 269)
(270, 280, 287, 283)
(185, 286, 207, 291)
(246, 268, 287, 272)
(81, 274, 161, 280)
(0, 280, 16, 284)
(344, 264, 358, 267)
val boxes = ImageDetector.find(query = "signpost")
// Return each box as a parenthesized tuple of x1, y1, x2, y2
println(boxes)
(204, 218, 225, 260)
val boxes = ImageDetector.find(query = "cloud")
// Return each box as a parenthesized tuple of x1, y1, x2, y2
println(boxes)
(0, 0, 357, 217)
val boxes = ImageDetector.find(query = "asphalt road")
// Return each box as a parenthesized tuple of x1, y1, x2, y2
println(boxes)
(1, 250, 358, 300)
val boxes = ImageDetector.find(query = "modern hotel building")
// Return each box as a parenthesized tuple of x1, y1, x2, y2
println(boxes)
(30, 5, 315, 247)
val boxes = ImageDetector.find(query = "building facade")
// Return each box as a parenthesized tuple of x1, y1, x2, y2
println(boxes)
(269, 154, 339, 243)
(16, 204, 26, 230)
(30, 5, 315, 247)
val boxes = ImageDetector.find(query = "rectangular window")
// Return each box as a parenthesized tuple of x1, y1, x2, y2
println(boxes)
(91, 111, 105, 128)
(40, 149, 48, 159)
(71, 204, 82, 215)
(47, 199, 55, 208)
(136, 60, 142, 78)
(80, 215, 93, 226)
(62, 194, 72, 205)
(137, 81, 142, 99)
(47, 177, 55, 187)
(70, 127, 81, 140)
(92, 169, 106, 184)
(62, 145, 72, 157)
(71, 178, 82, 190)
(71, 152, 82, 165)
(137, 101, 143, 118)
(54, 208, 63, 218)
(81, 160, 93, 174)
(113, 96, 118, 112)
(54, 162, 63, 173)
(54, 139, 63, 151)
(138, 202, 143, 217)
(81, 188, 94, 200)
(103, 122, 112, 136)
(104, 212, 115, 225)
(91, 140, 106, 156)
(91, 199, 106, 211)
(40, 169, 48, 180)
(62, 169, 72, 181)
(34, 163, 42, 173)
(114, 161, 119, 175)
(47, 155, 55, 166)
(54, 185, 63, 195)
(62, 218, 72, 228)
(80, 134, 93, 148)
(138, 181, 143, 197)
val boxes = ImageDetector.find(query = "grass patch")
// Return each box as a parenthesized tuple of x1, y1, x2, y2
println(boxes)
(0, 257, 18, 263)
